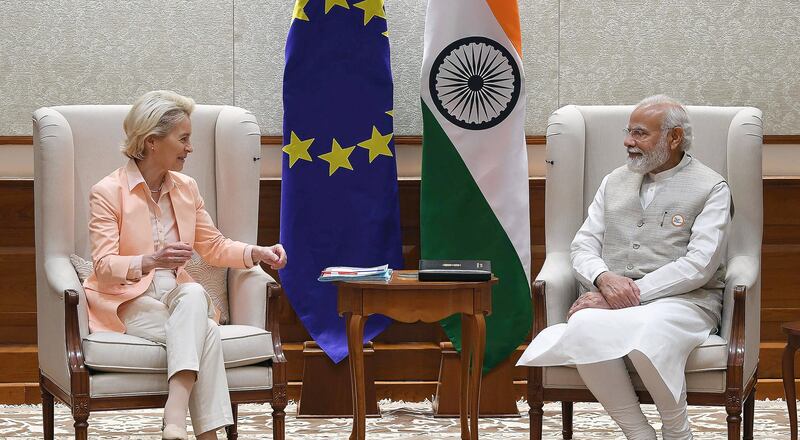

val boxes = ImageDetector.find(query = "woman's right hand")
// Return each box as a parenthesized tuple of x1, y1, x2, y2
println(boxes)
(142, 242, 194, 274)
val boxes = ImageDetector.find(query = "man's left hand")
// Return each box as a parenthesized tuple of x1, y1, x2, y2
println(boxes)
(567, 291, 611, 319)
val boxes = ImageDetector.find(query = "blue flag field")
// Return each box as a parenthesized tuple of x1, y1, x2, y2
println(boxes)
(279, 0, 404, 363)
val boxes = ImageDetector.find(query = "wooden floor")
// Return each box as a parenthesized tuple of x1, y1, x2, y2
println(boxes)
(1, 178, 799, 404)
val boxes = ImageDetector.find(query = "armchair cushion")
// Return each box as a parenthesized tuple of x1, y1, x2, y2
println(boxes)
(89, 365, 274, 398)
(557, 333, 728, 375)
(543, 366, 727, 394)
(69, 254, 93, 283)
(684, 334, 727, 372)
(83, 325, 274, 373)
(184, 254, 230, 324)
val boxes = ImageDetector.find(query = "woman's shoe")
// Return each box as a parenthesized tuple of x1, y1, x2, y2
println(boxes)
(162, 421, 188, 440)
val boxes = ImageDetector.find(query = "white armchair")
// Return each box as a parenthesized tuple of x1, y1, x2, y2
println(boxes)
(33, 104, 287, 440)
(526, 105, 763, 440)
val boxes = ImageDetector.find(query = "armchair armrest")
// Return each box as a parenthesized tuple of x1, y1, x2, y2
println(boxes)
(228, 265, 272, 328)
(266, 282, 286, 364)
(45, 256, 90, 338)
(38, 256, 90, 395)
(723, 255, 761, 392)
(227, 264, 286, 365)
(534, 252, 578, 328)
(64, 289, 90, 402)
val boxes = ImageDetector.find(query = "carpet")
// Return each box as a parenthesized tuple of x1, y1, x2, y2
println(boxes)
(0, 400, 792, 439)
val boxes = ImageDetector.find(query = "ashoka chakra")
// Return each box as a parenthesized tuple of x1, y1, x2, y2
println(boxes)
(429, 36, 521, 130)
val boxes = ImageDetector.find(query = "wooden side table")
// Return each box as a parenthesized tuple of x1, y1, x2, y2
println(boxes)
(783, 321, 800, 440)
(337, 270, 496, 440)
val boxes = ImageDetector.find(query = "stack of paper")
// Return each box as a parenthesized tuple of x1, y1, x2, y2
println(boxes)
(318, 264, 393, 282)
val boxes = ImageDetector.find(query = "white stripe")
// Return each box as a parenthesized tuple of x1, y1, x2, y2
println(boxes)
(421, 0, 531, 284)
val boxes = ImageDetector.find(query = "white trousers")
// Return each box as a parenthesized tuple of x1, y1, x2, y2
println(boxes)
(118, 270, 233, 434)
(577, 350, 691, 440)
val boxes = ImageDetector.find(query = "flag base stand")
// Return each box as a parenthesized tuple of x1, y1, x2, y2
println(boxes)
(296, 340, 381, 418)
(432, 342, 520, 418)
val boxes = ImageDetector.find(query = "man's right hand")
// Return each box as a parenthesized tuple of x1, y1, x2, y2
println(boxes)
(595, 271, 640, 309)
(142, 242, 194, 273)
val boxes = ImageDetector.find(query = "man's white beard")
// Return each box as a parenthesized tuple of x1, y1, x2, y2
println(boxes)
(626, 135, 671, 174)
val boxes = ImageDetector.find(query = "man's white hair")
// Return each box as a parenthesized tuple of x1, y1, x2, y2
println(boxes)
(635, 94, 692, 151)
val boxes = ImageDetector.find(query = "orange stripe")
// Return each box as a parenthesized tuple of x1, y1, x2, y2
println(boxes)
(485, 0, 522, 57)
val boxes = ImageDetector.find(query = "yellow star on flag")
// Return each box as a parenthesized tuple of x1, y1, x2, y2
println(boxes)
(382, 30, 389, 38)
(385, 109, 393, 117)
(319, 139, 355, 176)
(357, 126, 393, 163)
(282, 131, 314, 167)
(353, 0, 385, 25)
(292, 0, 310, 21)
(325, 0, 349, 13)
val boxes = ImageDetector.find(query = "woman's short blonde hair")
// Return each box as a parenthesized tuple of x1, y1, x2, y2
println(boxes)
(122, 90, 195, 159)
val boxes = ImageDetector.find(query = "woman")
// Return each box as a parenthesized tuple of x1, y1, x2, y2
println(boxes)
(82, 90, 286, 440)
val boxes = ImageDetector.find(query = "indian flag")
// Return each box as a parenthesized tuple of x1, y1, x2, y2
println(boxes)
(420, 0, 530, 372)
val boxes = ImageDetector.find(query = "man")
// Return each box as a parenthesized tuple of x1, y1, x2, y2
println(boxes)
(518, 95, 731, 440)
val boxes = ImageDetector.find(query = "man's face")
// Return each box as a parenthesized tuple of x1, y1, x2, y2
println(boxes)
(623, 106, 671, 174)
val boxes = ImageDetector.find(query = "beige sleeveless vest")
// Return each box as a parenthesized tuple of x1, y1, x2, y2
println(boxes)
(602, 157, 726, 323)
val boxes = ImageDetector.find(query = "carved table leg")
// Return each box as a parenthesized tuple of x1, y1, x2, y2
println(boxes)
(784, 335, 800, 440)
(460, 314, 473, 440)
(469, 314, 486, 440)
(347, 313, 367, 440)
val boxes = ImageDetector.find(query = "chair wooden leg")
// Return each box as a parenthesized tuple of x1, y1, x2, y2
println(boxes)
(272, 400, 287, 440)
(744, 388, 755, 440)
(225, 404, 239, 440)
(562, 401, 573, 439)
(529, 401, 543, 440)
(726, 399, 742, 440)
(40, 385, 54, 440)
(72, 401, 89, 440)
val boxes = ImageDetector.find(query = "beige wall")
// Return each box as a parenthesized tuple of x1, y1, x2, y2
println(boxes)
(2, 1, 799, 136)
(1, 1, 798, 177)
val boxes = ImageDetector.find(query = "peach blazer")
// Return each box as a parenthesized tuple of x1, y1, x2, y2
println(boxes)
(84, 165, 250, 333)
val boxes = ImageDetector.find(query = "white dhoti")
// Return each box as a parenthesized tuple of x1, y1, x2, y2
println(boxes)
(518, 298, 716, 403)
(118, 270, 233, 434)
(519, 298, 717, 439)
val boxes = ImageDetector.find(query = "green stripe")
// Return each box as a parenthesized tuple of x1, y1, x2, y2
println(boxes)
(420, 100, 531, 373)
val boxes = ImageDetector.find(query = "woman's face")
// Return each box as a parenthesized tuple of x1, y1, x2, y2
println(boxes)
(148, 116, 192, 172)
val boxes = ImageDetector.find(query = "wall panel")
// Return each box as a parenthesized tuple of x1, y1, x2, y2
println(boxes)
(3, 178, 800, 401)
(558, 0, 800, 134)
(0, 1, 234, 135)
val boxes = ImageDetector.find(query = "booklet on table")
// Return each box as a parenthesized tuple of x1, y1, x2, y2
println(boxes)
(318, 264, 393, 282)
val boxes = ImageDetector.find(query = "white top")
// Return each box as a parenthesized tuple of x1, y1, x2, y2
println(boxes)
(123, 160, 254, 281)
(570, 154, 732, 303)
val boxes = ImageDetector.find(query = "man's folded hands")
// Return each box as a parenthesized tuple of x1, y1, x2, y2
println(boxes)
(595, 271, 640, 309)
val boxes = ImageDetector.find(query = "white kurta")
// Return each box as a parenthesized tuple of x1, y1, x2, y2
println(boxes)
(518, 154, 731, 403)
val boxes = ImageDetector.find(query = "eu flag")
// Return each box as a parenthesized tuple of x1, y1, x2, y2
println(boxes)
(279, 0, 403, 363)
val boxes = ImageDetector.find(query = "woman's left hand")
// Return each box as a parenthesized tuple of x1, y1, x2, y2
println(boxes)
(253, 244, 288, 270)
